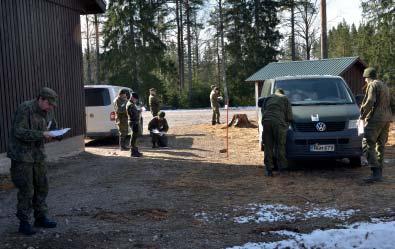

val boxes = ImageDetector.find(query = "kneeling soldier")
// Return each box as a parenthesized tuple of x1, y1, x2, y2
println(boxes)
(148, 111, 169, 148)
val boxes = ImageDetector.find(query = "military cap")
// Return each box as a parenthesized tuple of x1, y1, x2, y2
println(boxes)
(158, 111, 165, 118)
(275, 88, 285, 94)
(131, 92, 139, 99)
(149, 88, 156, 92)
(39, 87, 58, 106)
(119, 88, 129, 95)
(363, 67, 377, 79)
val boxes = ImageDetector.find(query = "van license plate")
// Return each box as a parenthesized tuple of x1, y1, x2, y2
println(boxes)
(310, 144, 335, 152)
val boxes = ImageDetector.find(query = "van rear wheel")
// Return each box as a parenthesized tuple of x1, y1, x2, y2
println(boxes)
(349, 157, 362, 167)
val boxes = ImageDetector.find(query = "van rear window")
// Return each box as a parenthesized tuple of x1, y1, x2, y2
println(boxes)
(85, 88, 111, 106)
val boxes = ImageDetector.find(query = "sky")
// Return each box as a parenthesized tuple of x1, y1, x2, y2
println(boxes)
(326, 0, 363, 28)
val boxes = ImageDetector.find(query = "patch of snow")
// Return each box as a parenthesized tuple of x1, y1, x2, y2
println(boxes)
(227, 220, 395, 249)
(233, 203, 358, 224)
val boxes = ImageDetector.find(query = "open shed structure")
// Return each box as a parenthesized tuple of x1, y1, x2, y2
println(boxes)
(0, 0, 106, 173)
(245, 57, 367, 113)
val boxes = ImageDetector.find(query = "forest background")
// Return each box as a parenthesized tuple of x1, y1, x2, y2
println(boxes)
(82, 0, 395, 108)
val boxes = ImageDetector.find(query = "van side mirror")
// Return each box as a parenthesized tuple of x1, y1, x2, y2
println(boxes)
(355, 94, 364, 107)
(258, 97, 266, 108)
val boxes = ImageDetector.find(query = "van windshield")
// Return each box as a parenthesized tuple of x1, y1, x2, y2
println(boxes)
(274, 78, 354, 105)
(85, 88, 111, 106)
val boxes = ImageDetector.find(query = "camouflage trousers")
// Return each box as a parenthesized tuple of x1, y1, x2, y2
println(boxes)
(212, 106, 220, 124)
(10, 160, 48, 222)
(263, 121, 288, 170)
(363, 121, 390, 168)
(150, 133, 168, 147)
(116, 116, 129, 138)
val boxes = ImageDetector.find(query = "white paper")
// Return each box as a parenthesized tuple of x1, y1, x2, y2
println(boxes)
(152, 129, 166, 136)
(48, 128, 71, 137)
(311, 114, 319, 122)
(357, 119, 364, 135)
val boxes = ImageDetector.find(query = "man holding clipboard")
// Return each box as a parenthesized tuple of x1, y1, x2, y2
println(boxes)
(7, 87, 66, 235)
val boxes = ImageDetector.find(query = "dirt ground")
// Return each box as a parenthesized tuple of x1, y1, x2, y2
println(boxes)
(0, 112, 394, 249)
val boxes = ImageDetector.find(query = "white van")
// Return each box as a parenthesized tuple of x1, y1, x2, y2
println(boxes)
(84, 85, 143, 138)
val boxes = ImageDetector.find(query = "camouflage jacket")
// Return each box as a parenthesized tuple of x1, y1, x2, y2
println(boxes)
(113, 96, 128, 123)
(210, 90, 220, 108)
(360, 80, 392, 123)
(149, 94, 160, 113)
(7, 99, 57, 163)
(126, 100, 140, 125)
(262, 93, 293, 127)
(148, 117, 169, 132)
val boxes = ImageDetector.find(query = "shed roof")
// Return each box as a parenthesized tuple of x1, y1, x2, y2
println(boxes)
(82, 0, 106, 14)
(245, 57, 367, 82)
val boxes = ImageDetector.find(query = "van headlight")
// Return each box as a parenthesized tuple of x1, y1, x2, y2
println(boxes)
(348, 119, 358, 129)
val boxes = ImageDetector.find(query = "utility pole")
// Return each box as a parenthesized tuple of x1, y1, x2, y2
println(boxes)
(186, 0, 193, 106)
(290, 0, 296, 61)
(320, 0, 328, 59)
(94, 14, 100, 84)
(86, 15, 92, 83)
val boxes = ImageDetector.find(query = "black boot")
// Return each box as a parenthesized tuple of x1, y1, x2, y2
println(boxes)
(19, 221, 36, 235)
(131, 148, 143, 157)
(264, 166, 273, 177)
(120, 137, 130, 151)
(34, 216, 57, 228)
(363, 167, 382, 183)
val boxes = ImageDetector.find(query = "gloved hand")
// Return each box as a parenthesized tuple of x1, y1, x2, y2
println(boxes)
(132, 124, 139, 133)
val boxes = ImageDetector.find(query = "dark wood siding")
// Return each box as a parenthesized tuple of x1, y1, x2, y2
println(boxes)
(341, 63, 365, 95)
(0, 0, 88, 153)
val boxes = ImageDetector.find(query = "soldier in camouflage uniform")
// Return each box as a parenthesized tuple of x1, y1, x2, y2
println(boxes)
(360, 67, 394, 183)
(148, 111, 169, 148)
(127, 92, 143, 157)
(261, 88, 293, 177)
(210, 86, 222, 125)
(7, 87, 60, 235)
(113, 89, 130, 151)
(149, 88, 160, 117)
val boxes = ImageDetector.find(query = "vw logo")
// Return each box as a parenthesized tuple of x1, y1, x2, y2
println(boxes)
(316, 122, 327, 132)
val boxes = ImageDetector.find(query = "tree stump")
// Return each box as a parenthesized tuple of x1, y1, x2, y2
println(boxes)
(227, 114, 257, 128)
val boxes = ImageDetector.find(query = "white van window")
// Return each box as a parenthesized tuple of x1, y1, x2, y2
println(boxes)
(275, 78, 353, 105)
(85, 88, 111, 106)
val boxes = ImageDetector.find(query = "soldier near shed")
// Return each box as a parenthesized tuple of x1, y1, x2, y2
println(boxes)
(360, 67, 395, 183)
(113, 89, 130, 151)
(261, 88, 293, 176)
(7, 87, 60, 235)
(148, 88, 160, 117)
(148, 111, 169, 148)
(210, 86, 222, 125)
(127, 92, 143, 157)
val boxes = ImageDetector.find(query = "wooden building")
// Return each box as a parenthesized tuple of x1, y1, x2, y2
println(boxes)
(0, 0, 105, 172)
(245, 57, 367, 114)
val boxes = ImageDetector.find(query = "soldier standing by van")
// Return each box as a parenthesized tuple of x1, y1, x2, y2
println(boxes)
(113, 89, 130, 151)
(149, 88, 160, 117)
(127, 92, 143, 157)
(261, 88, 293, 176)
(7, 87, 59, 235)
(360, 67, 394, 183)
(210, 86, 222, 125)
